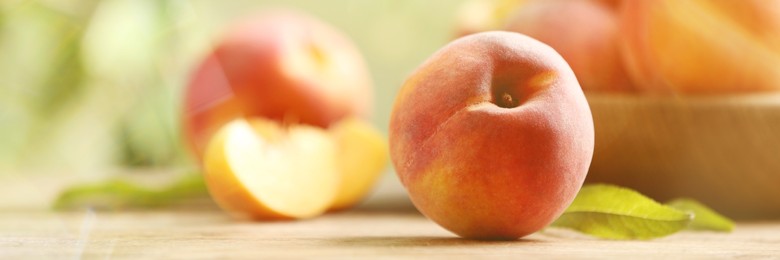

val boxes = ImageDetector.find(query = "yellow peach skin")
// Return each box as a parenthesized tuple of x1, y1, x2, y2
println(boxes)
(390, 32, 594, 240)
(620, 0, 780, 94)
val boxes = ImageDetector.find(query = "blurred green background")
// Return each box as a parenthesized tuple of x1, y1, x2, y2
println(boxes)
(0, 0, 467, 177)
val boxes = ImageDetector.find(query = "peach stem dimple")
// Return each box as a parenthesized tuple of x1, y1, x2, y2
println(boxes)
(309, 43, 327, 69)
(498, 92, 518, 108)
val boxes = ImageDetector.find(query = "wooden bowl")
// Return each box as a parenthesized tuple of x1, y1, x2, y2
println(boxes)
(586, 93, 780, 219)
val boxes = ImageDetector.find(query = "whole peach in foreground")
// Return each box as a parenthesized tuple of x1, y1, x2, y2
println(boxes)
(505, 0, 631, 92)
(389, 32, 594, 240)
(183, 10, 373, 159)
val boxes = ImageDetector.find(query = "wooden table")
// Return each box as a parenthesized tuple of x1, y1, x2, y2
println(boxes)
(2, 207, 778, 259)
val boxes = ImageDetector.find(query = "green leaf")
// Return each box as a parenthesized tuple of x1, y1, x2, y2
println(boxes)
(666, 198, 735, 232)
(551, 184, 693, 240)
(53, 173, 207, 210)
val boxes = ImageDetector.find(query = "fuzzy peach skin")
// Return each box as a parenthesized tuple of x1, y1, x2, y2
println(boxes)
(183, 10, 372, 158)
(389, 32, 594, 240)
(505, 0, 631, 92)
(621, 0, 780, 94)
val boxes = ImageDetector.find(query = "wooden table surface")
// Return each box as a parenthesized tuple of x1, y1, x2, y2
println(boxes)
(2, 207, 779, 259)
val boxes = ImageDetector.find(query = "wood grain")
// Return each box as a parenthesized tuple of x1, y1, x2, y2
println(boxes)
(587, 93, 780, 219)
(1, 209, 778, 259)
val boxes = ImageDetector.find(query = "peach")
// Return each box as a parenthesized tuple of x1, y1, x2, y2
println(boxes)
(183, 10, 372, 159)
(505, 0, 632, 92)
(188, 11, 387, 217)
(204, 118, 340, 219)
(204, 117, 389, 219)
(329, 118, 389, 210)
(620, 0, 780, 94)
(389, 32, 594, 239)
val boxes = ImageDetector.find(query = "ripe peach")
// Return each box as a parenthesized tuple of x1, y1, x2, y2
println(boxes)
(183, 10, 372, 158)
(505, 0, 632, 92)
(389, 32, 594, 239)
(620, 0, 780, 94)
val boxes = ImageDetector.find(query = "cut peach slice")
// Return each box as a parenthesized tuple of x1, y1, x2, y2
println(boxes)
(203, 118, 340, 220)
(329, 117, 389, 210)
